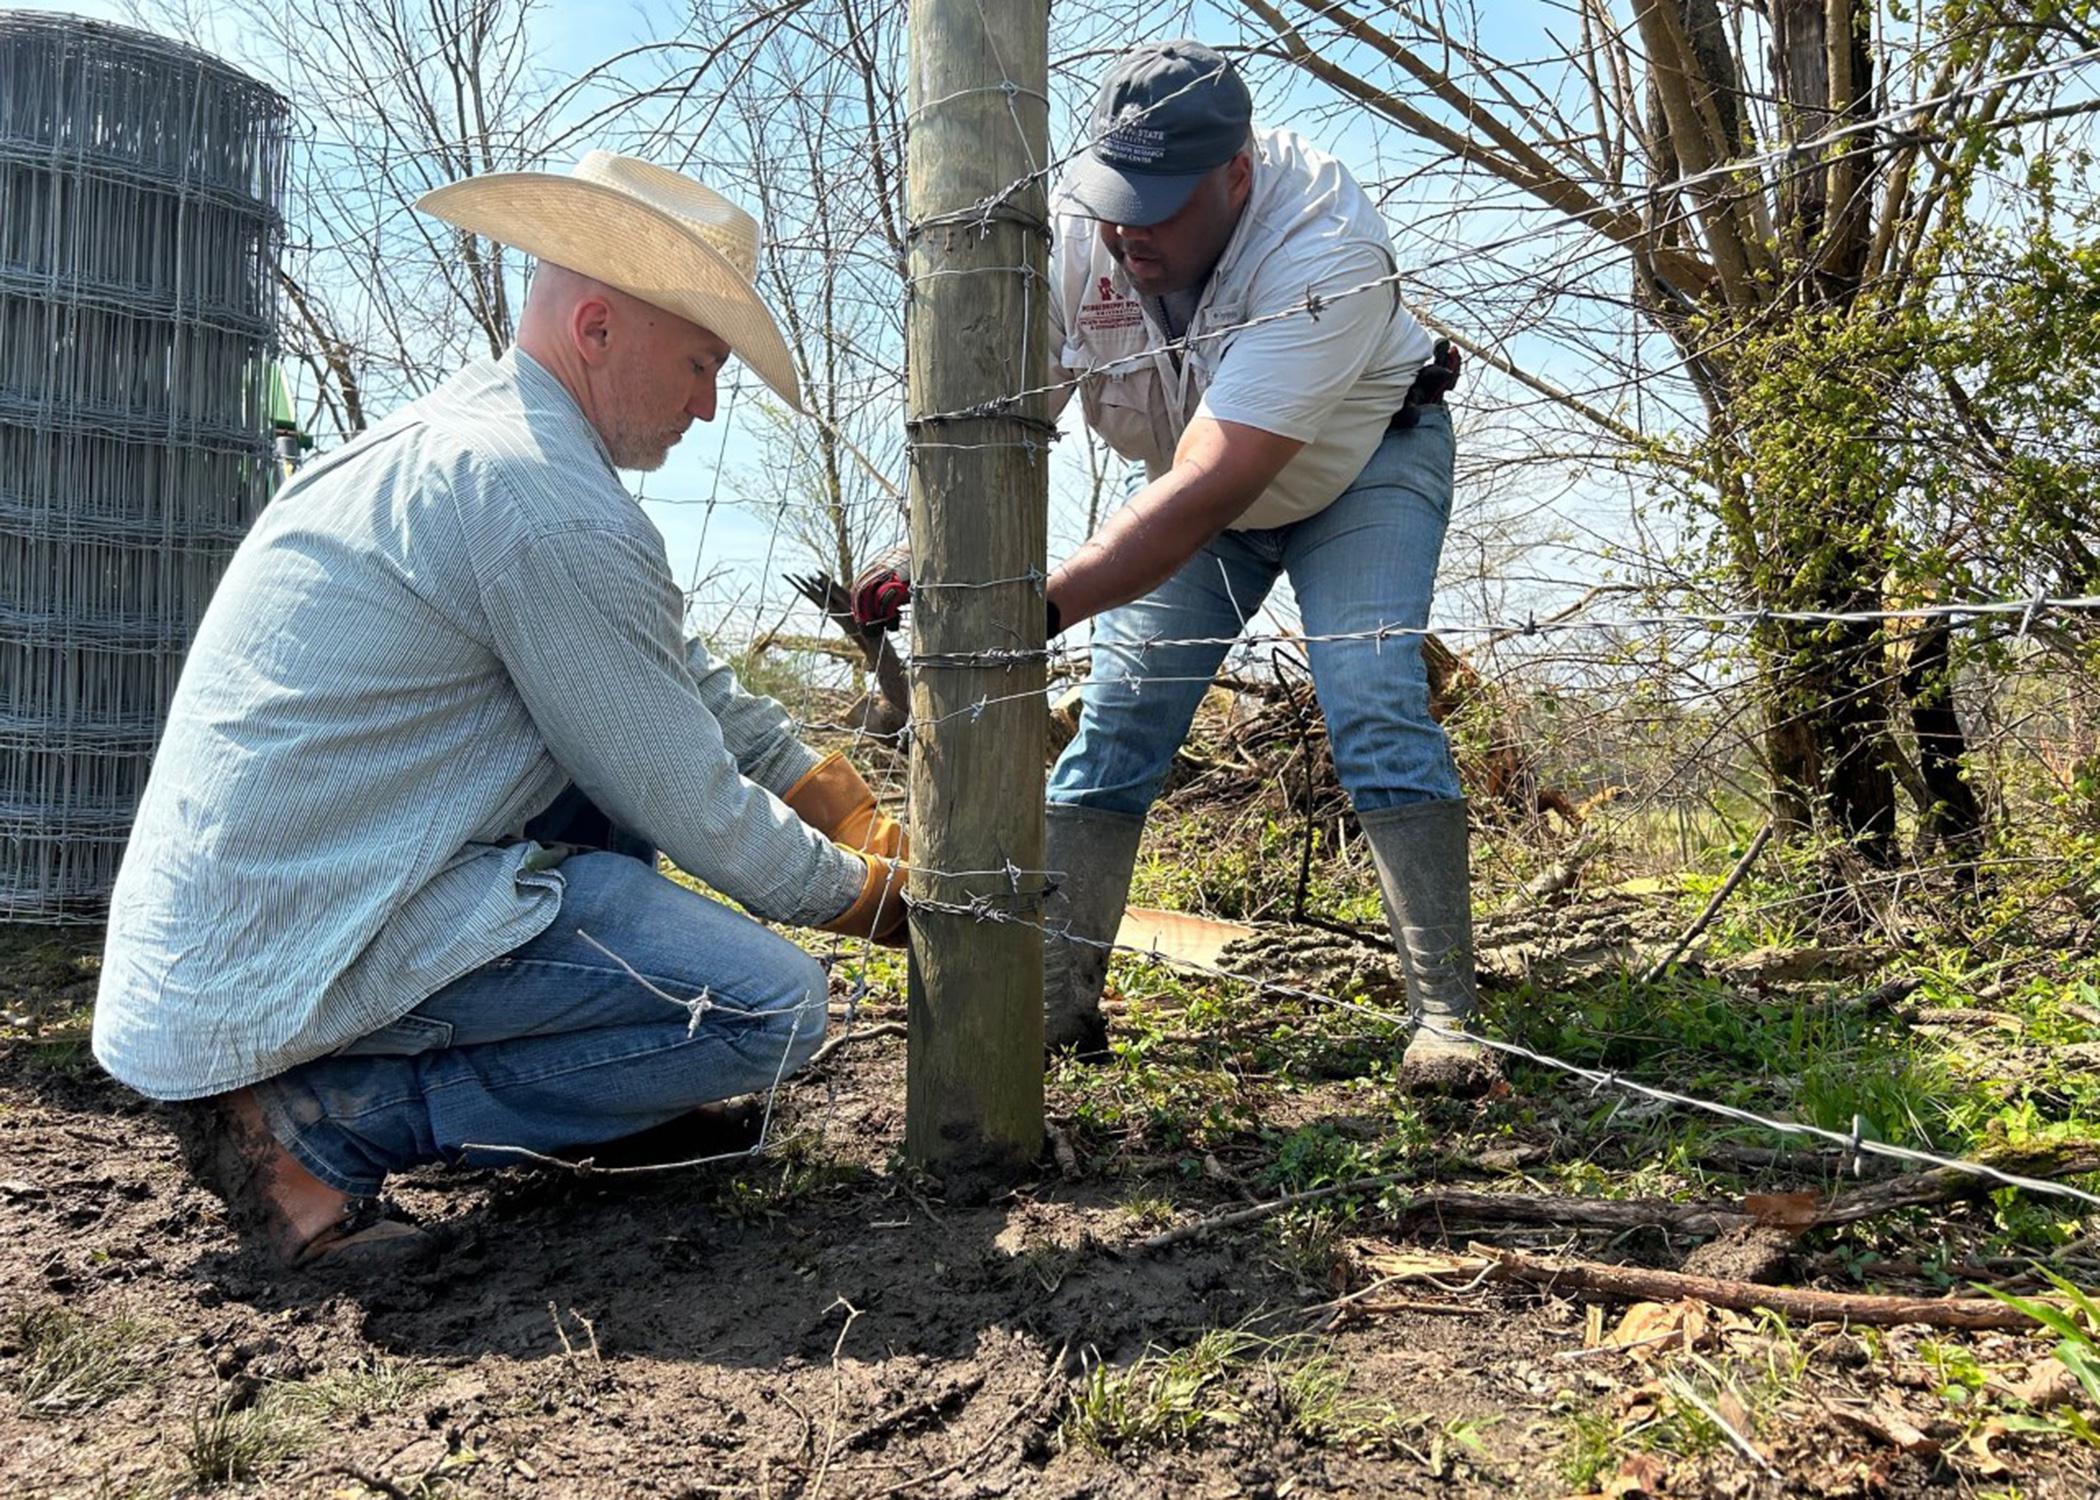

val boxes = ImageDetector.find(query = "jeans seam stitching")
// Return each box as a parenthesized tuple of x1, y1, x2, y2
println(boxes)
(419, 1004, 817, 1095)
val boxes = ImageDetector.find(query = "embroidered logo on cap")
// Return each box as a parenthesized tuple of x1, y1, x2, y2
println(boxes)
(1099, 104, 1167, 167)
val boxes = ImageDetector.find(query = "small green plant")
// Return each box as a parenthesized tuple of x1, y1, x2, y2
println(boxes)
(1064, 1330, 1248, 1452)
(707, 1133, 859, 1222)
(180, 1390, 308, 1488)
(1556, 1398, 1619, 1489)
(1275, 1352, 1418, 1445)
(1264, 1205, 1347, 1288)
(1982, 1270, 2100, 1444)
(1115, 1191, 1176, 1229)
(5, 1303, 159, 1417)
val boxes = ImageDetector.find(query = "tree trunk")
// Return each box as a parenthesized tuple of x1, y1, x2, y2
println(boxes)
(1768, 0, 1875, 295)
(1821, 611, 1899, 864)
(1761, 0, 1898, 860)
(1902, 618, 1985, 870)
(1762, 622, 1822, 838)
(1760, 606, 1899, 863)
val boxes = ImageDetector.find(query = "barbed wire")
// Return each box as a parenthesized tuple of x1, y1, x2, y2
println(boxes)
(900, 42, 2100, 428)
(815, 594, 2100, 745)
(392, 16, 2100, 1222)
(906, 595, 2100, 673)
(899, 890, 2100, 1211)
(455, 927, 814, 1174)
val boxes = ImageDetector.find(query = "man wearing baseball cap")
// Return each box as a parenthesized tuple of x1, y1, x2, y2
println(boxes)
(94, 155, 907, 1267)
(858, 40, 1484, 1089)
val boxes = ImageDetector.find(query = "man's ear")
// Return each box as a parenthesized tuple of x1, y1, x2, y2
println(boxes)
(1226, 149, 1253, 206)
(572, 294, 615, 367)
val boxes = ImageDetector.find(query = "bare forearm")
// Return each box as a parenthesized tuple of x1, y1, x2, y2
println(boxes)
(1045, 472, 1243, 627)
(1045, 418, 1304, 632)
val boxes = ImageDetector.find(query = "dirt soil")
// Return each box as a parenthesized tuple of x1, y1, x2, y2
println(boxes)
(2, 924, 2095, 1499)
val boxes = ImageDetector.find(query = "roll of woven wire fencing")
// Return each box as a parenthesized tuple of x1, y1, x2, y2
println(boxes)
(0, 12, 288, 920)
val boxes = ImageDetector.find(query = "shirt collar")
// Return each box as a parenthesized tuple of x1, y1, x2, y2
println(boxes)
(1203, 136, 1268, 296)
(507, 347, 617, 472)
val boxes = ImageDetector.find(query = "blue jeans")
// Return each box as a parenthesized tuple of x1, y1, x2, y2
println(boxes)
(252, 851, 829, 1196)
(1051, 408, 1462, 815)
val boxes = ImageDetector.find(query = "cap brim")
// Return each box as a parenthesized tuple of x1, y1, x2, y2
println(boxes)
(1052, 155, 1212, 227)
(418, 173, 803, 413)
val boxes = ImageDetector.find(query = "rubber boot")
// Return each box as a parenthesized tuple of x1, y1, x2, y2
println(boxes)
(1359, 798, 1500, 1095)
(1041, 804, 1146, 1058)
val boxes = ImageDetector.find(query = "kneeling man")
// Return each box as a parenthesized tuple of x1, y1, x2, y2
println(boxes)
(92, 154, 904, 1267)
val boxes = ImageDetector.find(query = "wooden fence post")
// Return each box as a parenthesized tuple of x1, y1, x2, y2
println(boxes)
(902, 0, 1049, 1192)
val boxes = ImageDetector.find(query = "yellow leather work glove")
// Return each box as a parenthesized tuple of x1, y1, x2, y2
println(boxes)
(781, 753, 907, 861)
(817, 852, 910, 947)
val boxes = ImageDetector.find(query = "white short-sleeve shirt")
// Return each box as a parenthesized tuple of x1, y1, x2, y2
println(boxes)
(1050, 129, 1437, 531)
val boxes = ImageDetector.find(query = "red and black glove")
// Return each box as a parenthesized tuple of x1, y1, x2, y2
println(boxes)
(851, 551, 912, 632)
(851, 547, 1065, 638)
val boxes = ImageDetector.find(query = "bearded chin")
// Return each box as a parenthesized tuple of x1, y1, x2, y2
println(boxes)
(609, 430, 675, 472)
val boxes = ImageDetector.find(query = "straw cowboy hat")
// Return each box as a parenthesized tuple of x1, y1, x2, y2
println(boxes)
(418, 151, 802, 412)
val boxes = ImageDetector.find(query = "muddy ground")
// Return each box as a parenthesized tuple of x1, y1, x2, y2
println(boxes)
(3, 918, 2097, 1499)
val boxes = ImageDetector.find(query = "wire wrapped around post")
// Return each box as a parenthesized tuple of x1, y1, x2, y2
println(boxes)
(900, 0, 1050, 1191)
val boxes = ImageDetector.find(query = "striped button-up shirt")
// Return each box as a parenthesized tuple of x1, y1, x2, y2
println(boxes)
(93, 349, 865, 1100)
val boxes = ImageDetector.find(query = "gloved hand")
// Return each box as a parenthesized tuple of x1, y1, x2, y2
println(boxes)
(783, 753, 911, 946)
(851, 545, 1066, 639)
(781, 753, 906, 861)
(819, 853, 910, 946)
(851, 550, 912, 632)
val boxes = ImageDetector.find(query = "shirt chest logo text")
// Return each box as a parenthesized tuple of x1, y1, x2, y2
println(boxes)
(1078, 274, 1144, 333)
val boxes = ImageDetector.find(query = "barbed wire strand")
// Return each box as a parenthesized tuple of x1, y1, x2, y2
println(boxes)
(901, 891, 2100, 1210)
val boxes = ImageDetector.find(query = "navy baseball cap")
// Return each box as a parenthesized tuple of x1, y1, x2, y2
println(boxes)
(1053, 41, 1252, 226)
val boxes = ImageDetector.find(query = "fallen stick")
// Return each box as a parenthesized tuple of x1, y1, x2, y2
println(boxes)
(1477, 1245, 2046, 1330)
(1045, 1122, 1080, 1180)
(808, 1020, 907, 1068)
(867, 1340, 1070, 1498)
(1395, 1188, 1747, 1238)
(840, 1374, 984, 1453)
(1833, 976, 1922, 1016)
(1134, 1173, 1410, 1252)
(1901, 1007, 2023, 1029)
(1509, 827, 1608, 907)
(1641, 822, 1774, 984)
(1336, 1298, 1488, 1319)
(1669, 1377, 1780, 1476)
(1689, 1141, 1899, 1178)
(1810, 1144, 2100, 1226)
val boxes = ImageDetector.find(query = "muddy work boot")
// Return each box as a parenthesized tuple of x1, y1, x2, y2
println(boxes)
(1360, 798, 1500, 1096)
(1041, 803, 1146, 1058)
(163, 1089, 431, 1269)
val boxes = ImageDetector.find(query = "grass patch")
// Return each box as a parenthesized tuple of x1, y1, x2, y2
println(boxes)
(5, 1302, 159, 1417)
(1114, 1191, 1176, 1229)
(707, 1132, 864, 1223)
(172, 1359, 440, 1489)
(1132, 804, 1384, 925)
(1062, 1328, 1419, 1455)
(13, 1025, 98, 1077)
(179, 1390, 310, 1489)
(269, 1355, 440, 1420)
(1556, 1398, 1620, 1489)
(1058, 1045, 1258, 1156)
